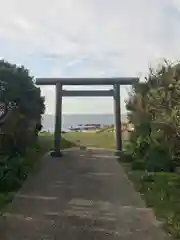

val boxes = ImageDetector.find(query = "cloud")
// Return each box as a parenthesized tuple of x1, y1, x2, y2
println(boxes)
(0, 0, 180, 114)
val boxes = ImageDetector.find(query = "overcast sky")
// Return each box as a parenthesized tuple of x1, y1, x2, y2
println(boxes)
(0, 0, 180, 114)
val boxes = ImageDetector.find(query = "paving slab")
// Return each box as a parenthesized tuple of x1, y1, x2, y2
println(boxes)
(0, 149, 170, 239)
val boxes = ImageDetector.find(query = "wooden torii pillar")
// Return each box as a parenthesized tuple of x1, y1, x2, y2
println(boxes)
(36, 77, 138, 157)
(114, 84, 122, 155)
(54, 83, 63, 157)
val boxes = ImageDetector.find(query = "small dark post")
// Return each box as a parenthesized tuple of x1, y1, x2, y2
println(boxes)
(114, 84, 122, 156)
(51, 83, 63, 157)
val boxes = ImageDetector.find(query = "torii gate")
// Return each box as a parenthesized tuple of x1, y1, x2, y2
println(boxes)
(36, 77, 138, 157)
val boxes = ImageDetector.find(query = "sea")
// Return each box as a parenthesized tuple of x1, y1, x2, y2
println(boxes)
(42, 114, 127, 132)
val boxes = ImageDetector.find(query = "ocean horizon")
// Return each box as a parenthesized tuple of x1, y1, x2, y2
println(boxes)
(42, 113, 127, 132)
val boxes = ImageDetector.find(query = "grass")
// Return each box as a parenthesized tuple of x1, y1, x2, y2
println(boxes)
(127, 169, 180, 239)
(39, 132, 76, 151)
(63, 131, 129, 149)
(63, 132, 116, 149)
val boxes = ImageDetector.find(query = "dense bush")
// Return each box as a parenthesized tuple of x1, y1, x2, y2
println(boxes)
(0, 59, 45, 155)
(126, 61, 180, 172)
(0, 143, 40, 192)
(0, 155, 28, 192)
(0, 59, 45, 198)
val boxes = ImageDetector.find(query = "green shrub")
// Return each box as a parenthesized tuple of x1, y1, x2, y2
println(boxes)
(120, 150, 135, 162)
(145, 145, 173, 172)
(128, 170, 180, 238)
(0, 155, 28, 192)
(126, 61, 180, 172)
(131, 159, 145, 170)
(125, 132, 173, 172)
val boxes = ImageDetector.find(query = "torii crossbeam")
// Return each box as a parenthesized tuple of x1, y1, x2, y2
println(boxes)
(36, 77, 138, 157)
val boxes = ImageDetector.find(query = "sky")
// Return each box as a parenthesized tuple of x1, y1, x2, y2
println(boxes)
(0, 0, 180, 114)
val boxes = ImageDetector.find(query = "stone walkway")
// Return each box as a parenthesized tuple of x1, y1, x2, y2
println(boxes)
(0, 149, 170, 239)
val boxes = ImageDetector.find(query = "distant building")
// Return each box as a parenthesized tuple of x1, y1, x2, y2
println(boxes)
(69, 124, 101, 132)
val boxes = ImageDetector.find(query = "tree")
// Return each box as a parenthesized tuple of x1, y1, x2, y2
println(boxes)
(126, 61, 180, 171)
(0, 59, 45, 155)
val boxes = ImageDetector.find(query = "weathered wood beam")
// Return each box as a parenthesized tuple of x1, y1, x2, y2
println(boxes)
(62, 89, 114, 97)
(36, 77, 139, 86)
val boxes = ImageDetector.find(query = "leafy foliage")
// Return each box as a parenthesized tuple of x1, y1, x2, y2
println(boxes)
(126, 61, 180, 171)
(0, 59, 45, 155)
(0, 60, 45, 118)
(0, 59, 46, 208)
(128, 170, 180, 238)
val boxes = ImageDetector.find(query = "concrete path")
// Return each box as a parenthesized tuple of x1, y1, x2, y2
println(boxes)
(1, 149, 170, 239)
